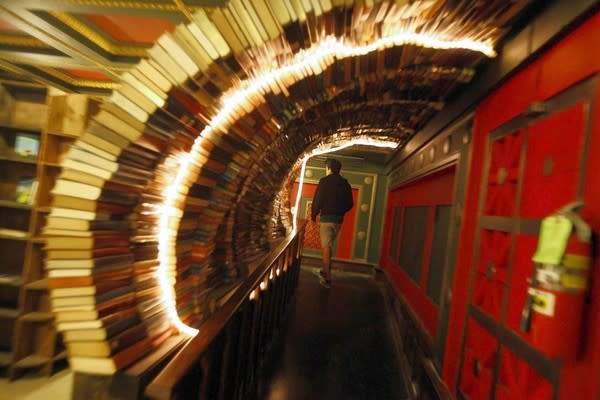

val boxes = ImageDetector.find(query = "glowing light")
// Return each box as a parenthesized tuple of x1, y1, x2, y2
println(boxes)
(157, 150, 200, 337)
(219, 34, 494, 117)
(155, 26, 496, 336)
(249, 289, 258, 301)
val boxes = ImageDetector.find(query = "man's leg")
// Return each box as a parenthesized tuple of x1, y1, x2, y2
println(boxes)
(322, 246, 331, 281)
(319, 223, 334, 286)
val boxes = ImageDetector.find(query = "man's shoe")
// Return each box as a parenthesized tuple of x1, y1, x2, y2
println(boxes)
(319, 274, 331, 288)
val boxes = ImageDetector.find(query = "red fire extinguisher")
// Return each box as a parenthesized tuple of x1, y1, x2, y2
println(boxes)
(520, 202, 593, 361)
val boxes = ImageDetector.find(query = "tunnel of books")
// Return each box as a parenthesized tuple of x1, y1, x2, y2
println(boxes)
(34, 0, 537, 371)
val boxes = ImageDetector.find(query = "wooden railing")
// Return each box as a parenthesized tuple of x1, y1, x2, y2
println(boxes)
(145, 222, 306, 400)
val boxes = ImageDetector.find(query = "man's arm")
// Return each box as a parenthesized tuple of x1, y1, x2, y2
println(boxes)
(343, 180, 353, 212)
(311, 181, 323, 221)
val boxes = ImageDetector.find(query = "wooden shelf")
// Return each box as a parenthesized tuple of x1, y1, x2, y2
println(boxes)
(0, 274, 23, 287)
(46, 130, 79, 139)
(53, 350, 68, 362)
(20, 312, 54, 322)
(0, 91, 95, 380)
(0, 351, 12, 367)
(0, 307, 19, 319)
(0, 154, 38, 164)
(30, 237, 46, 244)
(25, 279, 48, 291)
(0, 200, 33, 210)
(0, 79, 45, 90)
(42, 161, 63, 168)
(0, 124, 41, 133)
(12, 354, 50, 369)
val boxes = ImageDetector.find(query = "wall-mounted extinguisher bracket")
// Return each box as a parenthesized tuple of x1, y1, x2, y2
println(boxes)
(521, 201, 592, 361)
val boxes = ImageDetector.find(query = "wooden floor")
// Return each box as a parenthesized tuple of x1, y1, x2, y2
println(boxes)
(0, 368, 72, 400)
(261, 266, 409, 400)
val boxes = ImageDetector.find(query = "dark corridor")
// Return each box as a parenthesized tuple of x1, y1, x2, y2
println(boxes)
(261, 267, 408, 400)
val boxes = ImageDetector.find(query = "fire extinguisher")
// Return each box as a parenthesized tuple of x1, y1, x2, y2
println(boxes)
(520, 202, 593, 361)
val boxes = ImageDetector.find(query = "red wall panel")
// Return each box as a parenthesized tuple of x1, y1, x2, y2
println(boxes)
(485, 131, 523, 216)
(536, 13, 600, 100)
(472, 230, 511, 321)
(520, 104, 585, 218)
(443, 13, 600, 399)
(459, 319, 498, 400)
(496, 348, 554, 400)
(382, 166, 456, 338)
(476, 67, 538, 134)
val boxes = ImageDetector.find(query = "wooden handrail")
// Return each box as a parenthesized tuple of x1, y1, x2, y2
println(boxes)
(146, 221, 306, 399)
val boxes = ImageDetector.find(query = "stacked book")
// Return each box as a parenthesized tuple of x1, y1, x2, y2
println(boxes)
(44, 100, 182, 375)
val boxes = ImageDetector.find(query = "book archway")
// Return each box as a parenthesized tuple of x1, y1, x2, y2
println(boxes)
(45, 0, 528, 371)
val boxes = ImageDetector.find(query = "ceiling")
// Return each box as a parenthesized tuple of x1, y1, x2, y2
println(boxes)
(0, 1, 228, 94)
(0, 0, 539, 166)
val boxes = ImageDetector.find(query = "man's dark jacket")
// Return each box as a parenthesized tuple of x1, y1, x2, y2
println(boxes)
(311, 173, 353, 221)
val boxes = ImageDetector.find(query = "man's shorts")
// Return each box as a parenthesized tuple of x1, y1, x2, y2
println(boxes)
(320, 222, 342, 248)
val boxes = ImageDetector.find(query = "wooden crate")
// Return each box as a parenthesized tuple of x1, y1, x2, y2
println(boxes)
(10, 101, 48, 130)
(46, 94, 99, 137)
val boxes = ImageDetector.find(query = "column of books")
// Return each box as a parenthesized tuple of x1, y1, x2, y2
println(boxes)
(43, 98, 184, 373)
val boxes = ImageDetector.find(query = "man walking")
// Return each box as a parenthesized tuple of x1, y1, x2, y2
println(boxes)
(311, 158, 354, 288)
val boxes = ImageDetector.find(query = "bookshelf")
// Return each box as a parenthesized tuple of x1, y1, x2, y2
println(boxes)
(0, 83, 100, 379)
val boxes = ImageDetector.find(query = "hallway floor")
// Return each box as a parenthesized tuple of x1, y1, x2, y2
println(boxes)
(262, 266, 409, 400)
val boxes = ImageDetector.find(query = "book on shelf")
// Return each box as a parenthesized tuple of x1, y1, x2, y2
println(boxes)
(43, 228, 131, 238)
(82, 121, 130, 156)
(54, 287, 135, 312)
(51, 179, 139, 204)
(46, 253, 134, 270)
(94, 103, 145, 143)
(52, 285, 135, 309)
(49, 267, 132, 287)
(50, 276, 132, 298)
(14, 132, 39, 159)
(46, 246, 131, 261)
(45, 216, 131, 232)
(0, 273, 22, 285)
(47, 263, 132, 278)
(53, 294, 136, 323)
(0, 227, 28, 238)
(66, 321, 149, 358)
(59, 162, 148, 191)
(45, 232, 130, 250)
(117, 82, 158, 116)
(46, 207, 111, 223)
(62, 307, 141, 341)
(51, 195, 131, 216)
(56, 304, 138, 330)
(68, 326, 173, 375)
(15, 176, 38, 205)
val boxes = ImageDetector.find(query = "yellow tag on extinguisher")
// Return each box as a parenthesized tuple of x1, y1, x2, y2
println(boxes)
(528, 288, 556, 316)
(532, 215, 573, 265)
